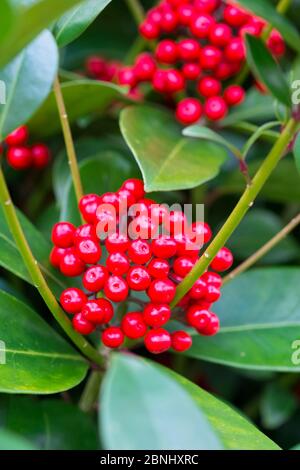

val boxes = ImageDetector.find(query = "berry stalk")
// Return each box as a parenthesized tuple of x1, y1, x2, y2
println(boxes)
(0, 167, 104, 366)
(79, 370, 103, 412)
(53, 76, 84, 207)
(125, 0, 145, 26)
(171, 117, 298, 308)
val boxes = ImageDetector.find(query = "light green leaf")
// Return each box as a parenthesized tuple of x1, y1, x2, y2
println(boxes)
(0, 429, 36, 450)
(183, 125, 240, 157)
(0, 1, 15, 44)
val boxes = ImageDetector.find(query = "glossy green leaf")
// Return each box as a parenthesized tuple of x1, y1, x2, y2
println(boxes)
(120, 105, 227, 192)
(245, 35, 291, 107)
(0, 1, 15, 44)
(0, 0, 83, 68)
(3, 397, 98, 449)
(54, 0, 112, 47)
(0, 429, 36, 450)
(236, 0, 300, 52)
(29, 80, 128, 137)
(0, 290, 87, 393)
(183, 125, 239, 156)
(293, 132, 300, 176)
(227, 209, 299, 263)
(186, 268, 300, 371)
(0, 30, 58, 140)
(260, 383, 297, 429)
(100, 354, 279, 450)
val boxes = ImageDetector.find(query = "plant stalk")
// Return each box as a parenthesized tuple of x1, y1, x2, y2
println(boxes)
(171, 118, 298, 308)
(125, 0, 145, 25)
(79, 370, 103, 412)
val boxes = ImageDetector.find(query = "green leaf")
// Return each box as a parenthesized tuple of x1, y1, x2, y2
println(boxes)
(0, 429, 36, 450)
(0, 1, 15, 44)
(260, 383, 297, 429)
(0, 30, 58, 140)
(226, 209, 299, 264)
(100, 354, 279, 450)
(0, 290, 87, 393)
(54, 0, 112, 48)
(0, 0, 83, 68)
(186, 268, 300, 371)
(120, 105, 227, 192)
(242, 121, 280, 159)
(29, 80, 128, 138)
(293, 132, 300, 176)
(245, 34, 291, 107)
(236, 0, 300, 52)
(183, 125, 240, 157)
(3, 397, 98, 449)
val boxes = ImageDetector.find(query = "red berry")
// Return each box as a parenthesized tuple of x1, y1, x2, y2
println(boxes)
(105, 232, 129, 253)
(182, 62, 202, 80)
(199, 312, 220, 336)
(134, 53, 157, 81)
(267, 30, 285, 57)
(201, 271, 222, 288)
(31, 144, 51, 168)
(209, 23, 232, 47)
(190, 221, 212, 245)
(83, 265, 109, 292)
(223, 5, 249, 27)
(130, 215, 157, 240)
(107, 252, 130, 275)
(186, 305, 211, 329)
(143, 304, 171, 328)
(100, 299, 115, 323)
(147, 8, 163, 25)
(82, 299, 109, 324)
(79, 194, 101, 223)
(127, 266, 151, 291)
(52, 222, 75, 248)
(165, 69, 185, 93)
(118, 67, 136, 87)
(144, 328, 171, 354)
(100, 192, 120, 211)
(173, 256, 195, 277)
(75, 238, 101, 264)
(200, 45, 222, 69)
(148, 258, 170, 279)
(5, 125, 28, 146)
(152, 69, 168, 93)
(60, 248, 86, 277)
(194, 0, 219, 14)
(224, 85, 245, 106)
(95, 205, 117, 234)
(155, 40, 178, 64)
(176, 98, 203, 125)
(148, 279, 176, 303)
(128, 239, 152, 264)
(152, 236, 177, 259)
(121, 178, 145, 200)
(85, 55, 106, 77)
(215, 61, 234, 80)
(204, 96, 228, 121)
(225, 38, 246, 62)
(117, 188, 136, 209)
(60, 288, 87, 314)
(102, 326, 124, 348)
(178, 39, 201, 61)
(172, 331, 192, 352)
(121, 312, 147, 339)
(74, 224, 97, 243)
(210, 247, 233, 272)
(197, 76, 221, 98)
(178, 4, 194, 25)
(49, 246, 67, 268)
(139, 21, 160, 39)
(205, 284, 221, 303)
(190, 13, 215, 39)
(150, 204, 169, 225)
(164, 210, 187, 235)
(7, 146, 32, 170)
(189, 278, 207, 300)
(72, 312, 95, 335)
(104, 275, 129, 302)
(161, 10, 179, 32)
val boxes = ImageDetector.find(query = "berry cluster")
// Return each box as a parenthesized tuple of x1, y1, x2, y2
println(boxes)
(0, 125, 51, 170)
(85, 55, 122, 83)
(118, 0, 285, 124)
(50, 178, 233, 355)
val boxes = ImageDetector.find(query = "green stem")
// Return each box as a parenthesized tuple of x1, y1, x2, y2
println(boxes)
(125, 0, 145, 25)
(171, 118, 298, 308)
(229, 122, 280, 144)
(79, 370, 103, 412)
(53, 77, 83, 206)
(0, 167, 104, 367)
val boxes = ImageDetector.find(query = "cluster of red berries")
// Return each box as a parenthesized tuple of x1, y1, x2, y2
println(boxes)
(118, 0, 285, 124)
(0, 125, 51, 170)
(85, 55, 121, 83)
(50, 178, 233, 355)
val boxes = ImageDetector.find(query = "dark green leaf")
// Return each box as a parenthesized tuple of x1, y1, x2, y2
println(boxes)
(236, 0, 300, 52)
(260, 383, 297, 429)
(54, 0, 112, 48)
(293, 132, 300, 176)
(29, 80, 128, 138)
(120, 105, 227, 192)
(245, 35, 291, 107)
(0, 30, 58, 140)
(186, 268, 300, 371)
(0, 429, 36, 450)
(0, 290, 87, 393)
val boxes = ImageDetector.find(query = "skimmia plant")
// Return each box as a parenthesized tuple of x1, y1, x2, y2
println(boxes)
(0, 0, 300, 452)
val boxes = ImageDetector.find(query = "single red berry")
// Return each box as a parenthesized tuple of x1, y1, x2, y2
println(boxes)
(224, 85, 245, 106)
(225, 38, 246, 62)
(144, 328, 171, 354)
(139, 20, 160, 39)
(7, 146, 32, 170)
(117, 188, 136, 209)
(182, 62, 202, 80)
(165, 69, 185, 93)
(100, 192, 120, 212)
(50, 246, 68, 268)
(173, 256, 196, 277)
(161, 9, 179, 32)
(239, 22, 262, 38)
(83, 265, 109, 292)
(79, 194, 101, 223)
(210, 247, 233, 272)
(205, 284, 221, 303)
(121, 312, 147, 339)
(143, 304, 171, 328)
(82, 299, 109, 324)
(105, 232, 129, 253)
(186, 305, 211, 330)
(5, 125, 28, 147)
(52, 222, 75, 248)
(200, 45, 222, 69)
(121, 178, 145, 201)
(100, 298, 114, 323)
(197, 76, 221, 98)
(72, 312, 95, 335)
(172, 331, 192, 352)
(189, 278, 208, 300)
(102, 326, 124, 348)
(75, 238, 102, 264)
(209, 23, 232, 47)
(107, 252, 130, 275)
(74, 224, 97, 243)
(60, 248, 86, 277)
(194, 0, 219, 14)
(215, 61, 234, 80)
(201, 271, 222, 288)
(128, 239, 152, 264)
(190, 13, 215, 39)
(155, 40, 178, 64)
(60, 288, 87, 314)
(152, 236, 177, 259)
(31, 144, 51, 168)
(148, 258, 170, 279)
(204, 96, 228, 121)
(104, 275, 129, 302)
(178, 39, 201, 62)
(134, 53, 157, 81)
(118, 67, 136, 87)
(178, 4, 194, 25)
(223, 4, 249, 27)
(176, 98, 203, 125)
(199, 312, 220, 336)
(190, 221, 212, 245)
(267, 30, 285, 57)
(152, 69, 168, 93)
(85, 55, 106, 77)
(147, 8, 162, 25)
(148, 279, 176, 304)
(127, 266, 151, 291)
